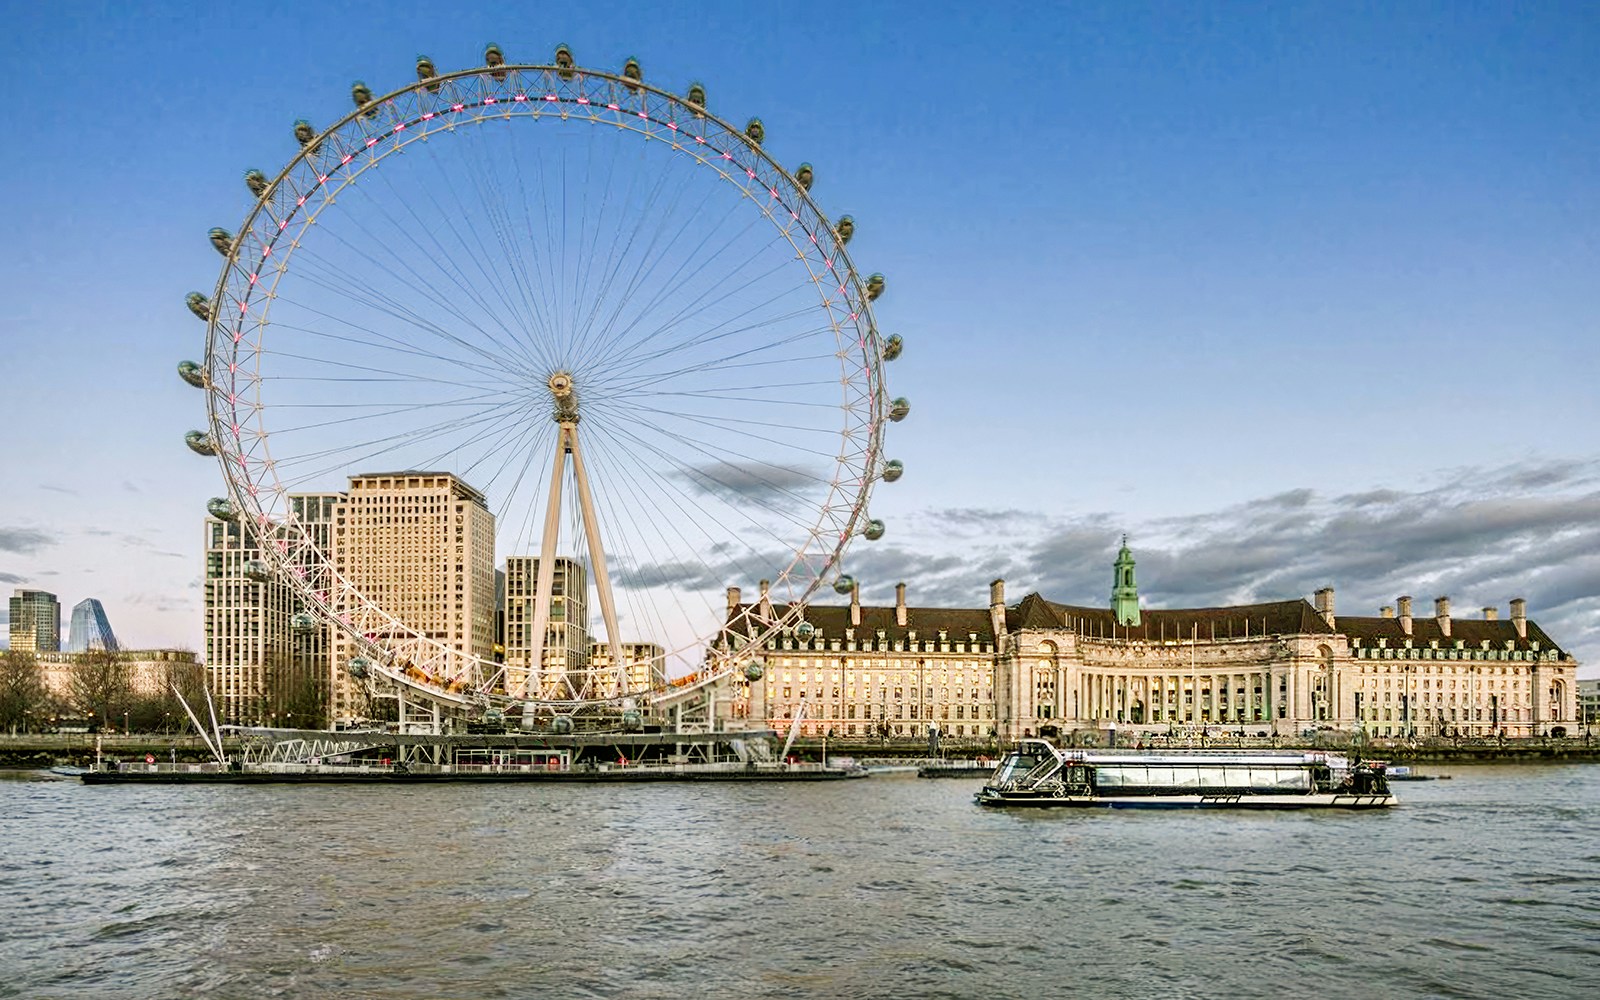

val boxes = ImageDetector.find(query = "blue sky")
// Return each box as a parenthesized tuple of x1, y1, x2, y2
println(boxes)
(0, 1, 1596, 671)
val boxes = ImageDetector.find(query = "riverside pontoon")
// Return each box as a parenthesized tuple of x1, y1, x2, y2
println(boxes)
(976, 740, 1394, 809)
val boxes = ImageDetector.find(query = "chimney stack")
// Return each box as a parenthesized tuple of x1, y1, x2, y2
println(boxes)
(1483, 606, 1498, 621)
(726, 586, 742, 617)
(895, 582, 907, 627)
(758, 579, 773, 619)
(989, 578, 1008, 644)
(1313, 587, 1336, 628)
(1510, 598, 1527, 638)
(1397, 596, 1413, 635)
(1380, 605, 1395, 619)
(1435, 596, 1451, 638)
(850, 579, 861, 627)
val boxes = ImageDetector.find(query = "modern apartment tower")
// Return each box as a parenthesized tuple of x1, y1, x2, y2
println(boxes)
(203, 494, 339, 727)
(66, 598, 120, 653)
(8, 589, 61, 653)
(204, 515, 300, 725)
(588, 640, 667, 697)
(329, 472, 496, 725)
(503, 556, 589, 698)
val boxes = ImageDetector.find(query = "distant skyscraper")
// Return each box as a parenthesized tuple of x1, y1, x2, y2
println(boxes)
(66, 598, 119, 652)
(8, 589, 61, 653)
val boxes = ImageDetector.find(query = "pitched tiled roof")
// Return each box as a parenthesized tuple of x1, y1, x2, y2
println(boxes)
(1334, 614, 1562, 654)
(728, 601, 996, 642)
(729, 594, 1568, 656)
(1030, 596, 1336, 640)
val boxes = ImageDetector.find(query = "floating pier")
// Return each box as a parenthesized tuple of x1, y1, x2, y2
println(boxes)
(80, 726, 867, 785)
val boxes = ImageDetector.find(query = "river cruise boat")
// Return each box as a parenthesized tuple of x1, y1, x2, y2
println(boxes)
(976, 740, 1394, 810)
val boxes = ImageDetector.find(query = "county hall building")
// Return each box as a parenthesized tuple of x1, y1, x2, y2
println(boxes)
(726, 540, 1580, 742)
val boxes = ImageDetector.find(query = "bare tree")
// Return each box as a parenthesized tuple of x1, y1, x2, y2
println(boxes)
(69, 648, 133, 730)
(263, 651, 328, 729)
(0, 650, 48, 734)
(128, 656, 210, 733)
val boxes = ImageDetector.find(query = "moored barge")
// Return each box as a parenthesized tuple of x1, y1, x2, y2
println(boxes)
(976, 740, 1394, 809)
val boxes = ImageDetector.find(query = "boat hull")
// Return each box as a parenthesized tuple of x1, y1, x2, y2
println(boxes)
(976, 790, 1395, 810)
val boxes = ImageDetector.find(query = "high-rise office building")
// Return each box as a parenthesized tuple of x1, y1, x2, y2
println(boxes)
(503, 556, 589, 698)
(329, 472, 496, 724)
(8, 589, 61, 653)
(66, 598, 119, 653)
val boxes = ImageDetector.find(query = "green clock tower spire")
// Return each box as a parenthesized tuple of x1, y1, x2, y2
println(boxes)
(1111, 535, 1141, 626)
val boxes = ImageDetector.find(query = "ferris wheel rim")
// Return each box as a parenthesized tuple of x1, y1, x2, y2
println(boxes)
(200, 60, 894, 710)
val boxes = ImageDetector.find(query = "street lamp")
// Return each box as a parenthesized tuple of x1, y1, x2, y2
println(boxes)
(123, 710, 129, 735)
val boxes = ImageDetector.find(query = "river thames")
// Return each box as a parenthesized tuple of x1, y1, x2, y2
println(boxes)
(1, 764, 1596, 999)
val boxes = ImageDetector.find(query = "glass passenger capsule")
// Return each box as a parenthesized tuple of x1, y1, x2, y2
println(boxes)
(794, 621, 816, 641)
(888, 397, 910, 422)
(795, 163, 814, 191)
(622, 57, 642, 90)
(621, 709, 643, 730)
(184, 430, 217, 456)
(351, 80, 376, 117)
(177, 360, 206, 388)
(416, 54, 439, 90)
(882, 333, 903, 361)
(244, 169, 269, 197)
(864, 519, 886, 541)
(686, 81, 706, 108)
(208, 227, 233, 256)
(551, 714, 574, 735)
(744, 118, 765, 145)
(865, 273, 886, 302)
(744, 660, 765, 681)
(206, 497, 236, 521)
(881, 459, 904, 482)
(242, 559, 272, 582)
(554, 44, 575, 80)
(484, 43, 505, 80)
(348, 656, 371, 679)
(291, 611, 318, 633)
(835, 215, 855, 245)
(292, 119, 316, 146)
(834, 575, 856, 595)
(185, 292, 211, 322)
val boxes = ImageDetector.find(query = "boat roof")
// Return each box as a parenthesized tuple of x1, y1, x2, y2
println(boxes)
(1011, 741, 1353, 768)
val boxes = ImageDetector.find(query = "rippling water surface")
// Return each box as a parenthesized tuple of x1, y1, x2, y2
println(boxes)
(2, 765, 1597, 999)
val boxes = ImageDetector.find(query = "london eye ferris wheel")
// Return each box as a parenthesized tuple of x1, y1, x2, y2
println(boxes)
(178, 45, 908, 720)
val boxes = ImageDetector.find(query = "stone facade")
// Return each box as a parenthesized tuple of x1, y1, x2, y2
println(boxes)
(37, 648, 202, 703)
(998, 584, 1578, 741)
(724, 581, 999, 739)
(724, 547, 1582, 742)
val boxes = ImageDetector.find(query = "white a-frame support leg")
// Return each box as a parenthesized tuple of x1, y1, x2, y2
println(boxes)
(524, 419, 628, 702)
